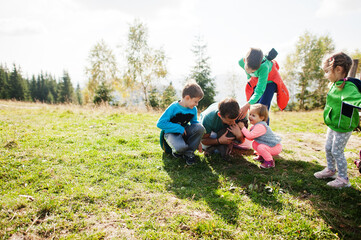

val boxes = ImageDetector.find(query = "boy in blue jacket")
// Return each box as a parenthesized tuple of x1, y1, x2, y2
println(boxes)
(157, 81, 205, 165)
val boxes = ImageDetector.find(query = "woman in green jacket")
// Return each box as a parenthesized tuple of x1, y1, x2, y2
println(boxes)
(314, 52, 361, 188)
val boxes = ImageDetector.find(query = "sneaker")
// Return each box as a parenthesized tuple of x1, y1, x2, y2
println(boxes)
(354, 159, 361, 169)
(353, 160, 361, 173)
(356, 150, 361, 174)
(184, 155, 196, 166)
(354, 159, 361, 173)
(314, 168, 336, 179)
(172, 152, 183, 159)
(253, 155, 264, 163)
(354, 160, 361, 173)
(327, 177, 351, 188)
(260, 160, 275, 169)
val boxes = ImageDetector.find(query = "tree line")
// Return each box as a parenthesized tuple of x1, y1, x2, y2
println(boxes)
(0, 65, 82, 104)
(82, 19, 216, 110)
(66, 24, 361, 111)
(1, 20, 360, 110)
(282, 31, 360, 110)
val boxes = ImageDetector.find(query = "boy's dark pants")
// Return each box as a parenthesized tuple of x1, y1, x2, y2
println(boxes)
(164, 123, 205, 157)
(257, 82, 277, 124)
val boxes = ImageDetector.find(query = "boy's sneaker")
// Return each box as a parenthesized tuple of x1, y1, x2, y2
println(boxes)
(314, 168, 336, 179)
(354, 159, 360, 168)
(253, 155, 264, 163)
(327, 177, 351, 188)
(184, 155, 196, 166)
(354, 160, 361, 174)
(260, 160, 275, 169)
(172, 152, 183, 159)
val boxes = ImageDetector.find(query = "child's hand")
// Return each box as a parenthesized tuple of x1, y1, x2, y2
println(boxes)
(237, 121, 245, 129)
(228, 124, 245, 142)
(228, 124, 242, 137)
(183, 129, 187, 136)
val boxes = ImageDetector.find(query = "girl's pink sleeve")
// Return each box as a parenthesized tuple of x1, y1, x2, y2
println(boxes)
(241, 124, 267, 140)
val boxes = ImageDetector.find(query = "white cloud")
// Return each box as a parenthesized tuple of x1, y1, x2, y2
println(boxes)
(316, 0, 361, 17)
(74, 0, 188, 19)
(1, 0, 361, 91)
(0, 18, 45, 36)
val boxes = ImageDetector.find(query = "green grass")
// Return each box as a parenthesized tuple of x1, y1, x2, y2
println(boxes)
(271, 111, 327, 134)
(0, 101, 360, 239)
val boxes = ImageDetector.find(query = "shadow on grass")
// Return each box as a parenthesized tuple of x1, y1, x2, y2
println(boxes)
(162, 152, 239, 224)
(210, 154, 361, 239)
(163, 151, 361, 238)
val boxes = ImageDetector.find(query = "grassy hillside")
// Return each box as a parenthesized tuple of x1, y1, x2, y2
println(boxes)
(1, 100, 360, 239)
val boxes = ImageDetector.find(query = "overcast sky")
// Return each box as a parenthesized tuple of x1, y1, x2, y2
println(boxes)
(1, 0, 361, 93)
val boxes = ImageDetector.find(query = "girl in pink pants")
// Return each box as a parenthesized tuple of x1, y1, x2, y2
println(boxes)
(238, 104, 282, 168)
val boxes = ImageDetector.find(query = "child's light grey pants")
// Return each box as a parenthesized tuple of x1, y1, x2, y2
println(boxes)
(325, 127, 352, 179)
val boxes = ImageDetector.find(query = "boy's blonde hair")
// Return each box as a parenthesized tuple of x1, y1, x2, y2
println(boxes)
(251, 103, 269, 122)
(182, 81, 204, 99)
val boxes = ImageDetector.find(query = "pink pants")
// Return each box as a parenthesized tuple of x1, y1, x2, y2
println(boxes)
(252, 141, 282, 161)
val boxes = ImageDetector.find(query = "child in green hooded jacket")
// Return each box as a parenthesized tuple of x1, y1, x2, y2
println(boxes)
(314, 52, 361, 188)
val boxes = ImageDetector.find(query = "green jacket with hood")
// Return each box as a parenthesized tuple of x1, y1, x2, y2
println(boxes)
(323, 78, 361, 132)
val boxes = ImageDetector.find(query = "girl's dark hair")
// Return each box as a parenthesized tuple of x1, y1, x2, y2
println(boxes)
(245, 48, 263, 70)
(323, 52, 353, 89)
(251, 103, 269, 122)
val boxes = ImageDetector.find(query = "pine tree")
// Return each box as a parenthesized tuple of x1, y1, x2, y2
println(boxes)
(47, 74, 58, 103)
(93, 82, 113, 104)
(29, 75, 37, 101)
(189, 35, 216, 110)
(8, 65, 25, 100)
(39, 73, 49, 102)
(75, 83, 83, 105)
(59, 71, 74, 103)
(35, 75, 42, 101)
(47, 91, 54, 104)
(161, 82, 177, 109)
(0, 65, 9, 99)
(149, 87, 161, 109)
